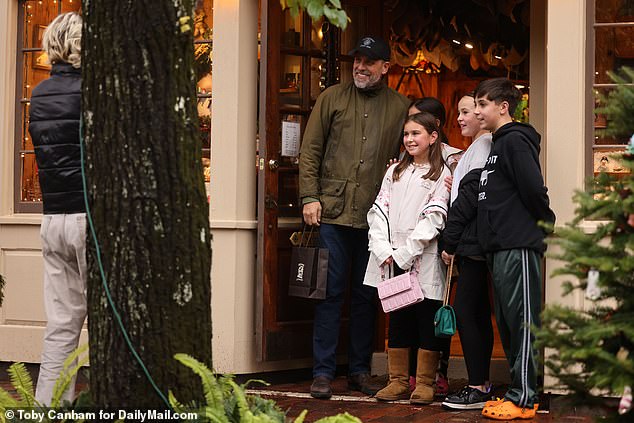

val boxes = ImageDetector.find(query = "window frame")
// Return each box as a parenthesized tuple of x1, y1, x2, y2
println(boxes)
(14, 0, 44, 213)
(13, 0, 213, 212)
(195, 37, 212, 161)
(586, 0, 634, 179)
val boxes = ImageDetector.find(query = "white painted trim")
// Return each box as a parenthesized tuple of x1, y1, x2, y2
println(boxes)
(0, 0, 18, 216)
(0, 214, 42, 225)
(210, 219, 258, 229)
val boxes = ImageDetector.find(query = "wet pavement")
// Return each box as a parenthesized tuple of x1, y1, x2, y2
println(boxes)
(0, 364, 614, 422)
(247, 375, 608, 422)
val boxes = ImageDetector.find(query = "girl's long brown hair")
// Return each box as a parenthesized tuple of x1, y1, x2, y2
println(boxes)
(393, 112, 446, 182)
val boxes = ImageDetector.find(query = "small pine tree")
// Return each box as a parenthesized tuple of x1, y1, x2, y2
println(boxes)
(535, 68, 634, 420)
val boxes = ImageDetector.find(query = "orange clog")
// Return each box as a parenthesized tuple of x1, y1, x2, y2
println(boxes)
(484, 397, 505, 408)
(482, 400, 538, 420)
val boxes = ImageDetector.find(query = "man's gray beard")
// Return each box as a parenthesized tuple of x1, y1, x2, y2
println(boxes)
(353, 77, 381, 91)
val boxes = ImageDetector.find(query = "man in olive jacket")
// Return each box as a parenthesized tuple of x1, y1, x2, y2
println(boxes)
(299, 36, 410, 399)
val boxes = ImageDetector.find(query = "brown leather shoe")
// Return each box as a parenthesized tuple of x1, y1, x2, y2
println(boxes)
(348, 372, 384, 396)
(310, 376, 332, 399)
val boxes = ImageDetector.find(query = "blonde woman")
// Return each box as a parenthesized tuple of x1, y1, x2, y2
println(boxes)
(29, 11, 85, 406)
(440, 92, 494, 410)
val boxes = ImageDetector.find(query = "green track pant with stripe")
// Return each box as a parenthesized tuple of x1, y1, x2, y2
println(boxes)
(488, 249, 542, 408)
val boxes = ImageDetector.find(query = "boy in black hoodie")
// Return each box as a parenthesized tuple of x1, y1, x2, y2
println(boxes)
(474, 78, 555, 420)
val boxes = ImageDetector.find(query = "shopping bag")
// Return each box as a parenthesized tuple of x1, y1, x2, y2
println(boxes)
(288, 226, 328, 300)
(434, 256, 456, 338)
(377, 267, 424, 313)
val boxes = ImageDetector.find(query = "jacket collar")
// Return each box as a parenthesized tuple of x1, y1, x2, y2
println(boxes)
(355, 79, 387, 97)
(51, 62, 81, 76)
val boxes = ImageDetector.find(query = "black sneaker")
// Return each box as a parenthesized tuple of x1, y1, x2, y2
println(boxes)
(442, 385, 493, 410)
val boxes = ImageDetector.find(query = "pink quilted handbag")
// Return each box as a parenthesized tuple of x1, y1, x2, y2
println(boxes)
(377, 268, 424, 313)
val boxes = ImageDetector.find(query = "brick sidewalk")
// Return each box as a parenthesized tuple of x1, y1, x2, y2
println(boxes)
(248, 376, 610, 422)
(0, 365, 614, 422)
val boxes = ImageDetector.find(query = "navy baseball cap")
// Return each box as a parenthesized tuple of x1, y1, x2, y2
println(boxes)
(348, 36, 391, 61)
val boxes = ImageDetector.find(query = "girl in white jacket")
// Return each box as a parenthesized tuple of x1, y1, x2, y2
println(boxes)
(365, 112, 451, 404)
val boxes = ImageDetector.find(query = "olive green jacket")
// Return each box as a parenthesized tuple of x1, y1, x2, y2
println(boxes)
(299, 81, 410, 228)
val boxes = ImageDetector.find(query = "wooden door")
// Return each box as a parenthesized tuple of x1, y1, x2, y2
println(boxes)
(256, 0, 382, 362)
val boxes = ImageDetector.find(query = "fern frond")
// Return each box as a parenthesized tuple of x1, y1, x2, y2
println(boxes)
(0, 387, 19, 409)
(241, 379, 269, 389)
(168, 390, 188, 413)
(174, 353, 223, 409)
(50, 343, 89, 408)
(314, 412, 363, 423)
(227, 380, 251, 422)
(7, 362, 34, 406)
(197, 406, 231, 423)
(217, 374, 234, 397)
(293, 410, 308, 423)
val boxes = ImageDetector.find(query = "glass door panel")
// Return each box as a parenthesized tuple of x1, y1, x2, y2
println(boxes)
(282, 9, 303, 48)
(310, 18, 326, 49)
(280, 54, 303, 108)
(310, 57, 326, 101)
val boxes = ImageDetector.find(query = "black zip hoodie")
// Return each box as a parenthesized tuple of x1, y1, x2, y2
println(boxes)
(477, 122, 555, 253)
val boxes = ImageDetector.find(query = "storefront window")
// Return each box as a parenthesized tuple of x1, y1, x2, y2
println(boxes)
(15, 0, 82, 212)
(195, 0, 214, 202)
(589, 0, 634, 178)
(15, 0, 214, 212)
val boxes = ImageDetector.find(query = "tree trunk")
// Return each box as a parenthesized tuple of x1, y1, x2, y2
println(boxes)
(82, 0, 212, 407)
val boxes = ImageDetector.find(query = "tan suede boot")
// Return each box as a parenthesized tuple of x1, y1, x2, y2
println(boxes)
(410, 349, 440, 404)
(375, 348, 410, 401)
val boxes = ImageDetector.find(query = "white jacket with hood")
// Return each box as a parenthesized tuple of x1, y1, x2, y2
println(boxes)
(363, 162, 451, 301)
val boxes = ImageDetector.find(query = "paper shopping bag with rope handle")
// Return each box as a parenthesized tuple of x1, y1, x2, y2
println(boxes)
(288, 226, 328, 300)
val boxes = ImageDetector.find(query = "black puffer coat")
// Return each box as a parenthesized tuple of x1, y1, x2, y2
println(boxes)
(443, 168, 483, 257)
(29, 62, 84, 214)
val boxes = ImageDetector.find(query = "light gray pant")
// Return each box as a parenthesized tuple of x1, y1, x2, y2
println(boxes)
(35, 213, 87, 406)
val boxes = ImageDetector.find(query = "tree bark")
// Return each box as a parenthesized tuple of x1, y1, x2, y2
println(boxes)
(82, 0, 212, 407)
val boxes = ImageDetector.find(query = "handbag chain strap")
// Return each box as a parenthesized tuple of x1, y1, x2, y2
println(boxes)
(380, 260, 418, 281)
(442, 256, 455, 307)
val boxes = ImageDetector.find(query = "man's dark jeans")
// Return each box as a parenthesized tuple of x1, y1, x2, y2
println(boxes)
(313, 223, 377, 379)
